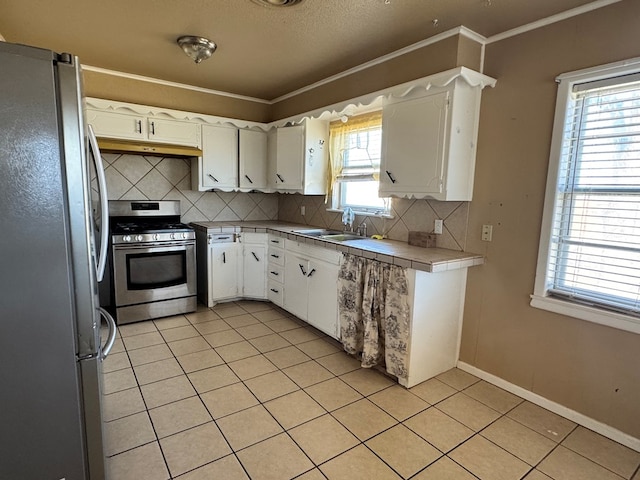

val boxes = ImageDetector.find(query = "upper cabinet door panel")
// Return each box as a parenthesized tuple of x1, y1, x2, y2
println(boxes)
(380, 90, 449, 197)
(147, 118, 201, 147)
(239, 129, 268, 190)
(274, 125, 304, 190)
(201, 124, 238, 190)
(86, 110, 145, 141)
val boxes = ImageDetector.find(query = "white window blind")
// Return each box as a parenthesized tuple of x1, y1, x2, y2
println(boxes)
(546, 75, 640, 315)
(328, 111, 390, 214)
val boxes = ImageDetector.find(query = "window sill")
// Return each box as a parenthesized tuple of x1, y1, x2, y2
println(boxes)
(530, 294, 640, 334)
(326, 208, 394, 219)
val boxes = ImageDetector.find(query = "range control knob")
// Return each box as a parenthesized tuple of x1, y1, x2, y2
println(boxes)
(170, 233, 176, 240)
(136, 235, 143, 242)
(182, 232, 187, 239)
(153, 234, 160, 241)
(123, 235, 131, 242)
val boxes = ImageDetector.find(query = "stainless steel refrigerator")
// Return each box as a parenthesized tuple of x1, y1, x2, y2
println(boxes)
(0, 41, 116, 479)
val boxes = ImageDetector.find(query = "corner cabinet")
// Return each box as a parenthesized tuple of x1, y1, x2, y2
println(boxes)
(267, 118, 329, 194)
(239, 129, 268, 191)
(192, 124, 238, 192)
(379, 68, 496, 201)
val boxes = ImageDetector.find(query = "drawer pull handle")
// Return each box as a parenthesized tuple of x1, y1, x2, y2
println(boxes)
(307, 268, 316, 277)
(136, 120, 142, 134)
(270, 288, 279, 293)
(299, 264, 307, 276)
(270, 271, 279, 276)
(271, 254, 279, 259)
(150, 121, 155, 135)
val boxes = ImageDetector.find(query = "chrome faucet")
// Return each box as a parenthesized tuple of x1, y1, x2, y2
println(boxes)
(356, 221, 367, 237)
(342, 207, 355, 233)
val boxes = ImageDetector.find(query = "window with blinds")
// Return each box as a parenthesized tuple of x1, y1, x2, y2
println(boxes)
(545, 74, 640, 316)
(328, 111, 390, 215)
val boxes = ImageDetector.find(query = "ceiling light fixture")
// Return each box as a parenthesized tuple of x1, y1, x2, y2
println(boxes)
(177, 36, 217, 64)
(250, 0, 304, 7)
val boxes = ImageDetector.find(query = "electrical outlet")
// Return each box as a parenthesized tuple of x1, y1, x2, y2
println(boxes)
(482, 224, 493, 241)
(434, 219, 443, 234)
(301, 206, 305, 216)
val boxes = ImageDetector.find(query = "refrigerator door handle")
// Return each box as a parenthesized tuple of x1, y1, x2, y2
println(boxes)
(88, 124, 109, 282)
(99, 307, 117, 360)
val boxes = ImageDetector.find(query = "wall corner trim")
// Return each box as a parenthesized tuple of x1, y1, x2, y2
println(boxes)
(456, 361, 640, 453)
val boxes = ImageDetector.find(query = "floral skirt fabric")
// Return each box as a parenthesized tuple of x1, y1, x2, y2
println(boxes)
(337, 254, 410, 380)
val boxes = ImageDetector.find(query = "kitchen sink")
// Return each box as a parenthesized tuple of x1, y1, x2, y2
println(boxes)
(293, 229, 367, 242)
(320, 233, 366, 242)
(293, 228, 343, 237)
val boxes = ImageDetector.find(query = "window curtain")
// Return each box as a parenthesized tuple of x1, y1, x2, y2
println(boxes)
(337, 253, 410, 380)
(326, 111, 383, 203)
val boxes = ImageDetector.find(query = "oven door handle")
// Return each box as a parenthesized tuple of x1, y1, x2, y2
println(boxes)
(99, 307, 117, 361)
(88, 124, 109, 282)
(113, 241, 195, 252)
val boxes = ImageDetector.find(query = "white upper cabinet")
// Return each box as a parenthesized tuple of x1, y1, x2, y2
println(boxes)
(147, 117, 201, 147)
(194, 124, 239, 192)
(379, 69, 495, 201)
(239, 129, 268, 190)
(268, 118, 329, 194)
(85, 110, 145, 141)
(85, 109, 201, 147)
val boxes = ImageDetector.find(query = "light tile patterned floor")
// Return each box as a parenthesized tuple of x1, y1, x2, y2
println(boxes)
(102, 301, 640, 480)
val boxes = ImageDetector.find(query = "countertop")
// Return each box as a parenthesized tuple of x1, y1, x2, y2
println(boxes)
(191, 221, 484, 273)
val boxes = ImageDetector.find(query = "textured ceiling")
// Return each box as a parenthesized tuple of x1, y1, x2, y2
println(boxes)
(1, 0, 608, 100)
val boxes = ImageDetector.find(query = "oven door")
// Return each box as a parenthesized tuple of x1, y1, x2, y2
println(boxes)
(112, 240, 196, 307)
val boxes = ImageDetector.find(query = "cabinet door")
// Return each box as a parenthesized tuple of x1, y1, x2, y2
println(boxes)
(380, 91, 449, 197)
(274, 125, 304, 190)
(86, 110, 145, 141)
(306, 259, 340, 338)
(239, 129, 268, 190)
(201, 124, 239, 190)
(147, 118, 200, 147)
(209, 243, 239, 301)
(283, 252, 308, 320)
(243, 244, 267, 299)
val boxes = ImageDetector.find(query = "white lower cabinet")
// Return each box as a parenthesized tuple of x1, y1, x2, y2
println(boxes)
(266, 235, 285, 307)
(241, 233, 267, 299)
(209, 242, 240, 304)
(284, 240, 342, 338)
(401, 267, 468, 388)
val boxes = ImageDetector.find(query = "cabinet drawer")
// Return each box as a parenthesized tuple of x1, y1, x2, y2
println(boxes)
(268, 247, 284, 266)
(268, 235, 284, 248)
(242, 232, 267, 245)
(267, 280, 284, 306)
(267, 264, 284, 284)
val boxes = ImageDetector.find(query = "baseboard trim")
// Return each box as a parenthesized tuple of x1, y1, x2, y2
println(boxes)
(456, 361, 640, 453)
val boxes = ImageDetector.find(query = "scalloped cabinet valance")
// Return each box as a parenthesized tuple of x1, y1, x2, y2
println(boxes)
(85, 66, 496, 199)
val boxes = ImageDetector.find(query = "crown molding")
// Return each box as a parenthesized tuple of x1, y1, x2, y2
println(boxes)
(486, 0, 623, 44)
(272, 26, 488, 104)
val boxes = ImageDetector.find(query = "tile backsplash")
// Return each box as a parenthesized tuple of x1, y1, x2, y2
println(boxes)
(98, 153, 278, 223)
(96, 153, 467, 250)
(278, 194, 469, 251)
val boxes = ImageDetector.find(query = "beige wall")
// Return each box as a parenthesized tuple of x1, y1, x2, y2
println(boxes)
(83, 70, 271, 123)
(462, 0, 640, 438)
(270, 34, 480, 121)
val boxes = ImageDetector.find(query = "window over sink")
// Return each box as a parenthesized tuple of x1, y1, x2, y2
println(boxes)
(327, 111, 391, 216)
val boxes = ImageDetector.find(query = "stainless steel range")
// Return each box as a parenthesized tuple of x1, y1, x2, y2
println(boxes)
(109, 200, 197, 324)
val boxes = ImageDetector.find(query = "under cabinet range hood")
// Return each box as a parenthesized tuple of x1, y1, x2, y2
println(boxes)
(97, 138, 203, 157)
